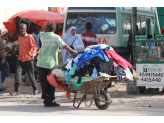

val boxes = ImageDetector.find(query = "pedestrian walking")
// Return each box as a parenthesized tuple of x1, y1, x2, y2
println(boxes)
(81, 23, 98, 48)
(37, 22, 77, 107)
(31, 26, 41, 50)
(23, 26, 41, 85)
(11, 23, 38, 96)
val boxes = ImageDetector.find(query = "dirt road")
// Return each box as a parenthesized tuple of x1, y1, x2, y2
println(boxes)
(0, 74, 164, 116)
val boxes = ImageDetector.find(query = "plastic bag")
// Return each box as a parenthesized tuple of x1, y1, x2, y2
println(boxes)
(99, 72, 111, 77)
(91, 68, 98, 80)
(51, 69, 66, 79)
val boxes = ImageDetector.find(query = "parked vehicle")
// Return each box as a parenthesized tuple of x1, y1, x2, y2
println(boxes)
(63, 7, 156, 62)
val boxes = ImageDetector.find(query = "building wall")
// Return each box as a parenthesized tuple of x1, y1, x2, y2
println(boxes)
(0, 7, 48, 33)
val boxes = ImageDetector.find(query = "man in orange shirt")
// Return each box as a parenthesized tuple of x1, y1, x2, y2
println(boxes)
(11, 23, 38, 96)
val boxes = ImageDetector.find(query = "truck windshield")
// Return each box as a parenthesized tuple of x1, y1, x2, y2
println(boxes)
(65, 13, 116, 34)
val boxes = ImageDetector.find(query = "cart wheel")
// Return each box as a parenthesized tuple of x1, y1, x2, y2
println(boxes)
(94, 90, 111, 110)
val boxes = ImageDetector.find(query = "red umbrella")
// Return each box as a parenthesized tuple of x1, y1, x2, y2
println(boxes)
(3, 9, 65, 33)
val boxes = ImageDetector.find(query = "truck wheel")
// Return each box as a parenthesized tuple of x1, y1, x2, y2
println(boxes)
(94, 90, 111, 110)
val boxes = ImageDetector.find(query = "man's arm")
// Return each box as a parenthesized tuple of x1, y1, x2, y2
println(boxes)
(63, 45, 77, 54)
(5, 50, 12, 58)
(29, 36, 37, 60)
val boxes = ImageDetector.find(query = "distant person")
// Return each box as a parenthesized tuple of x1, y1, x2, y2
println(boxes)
(0, 37, 9, 91)
(81, 23, 98, 48)
(24, 26, 41, 85)
(61, 26, 85, 64)
(127, 25, 141, 65)
(31, 26, 41, 50)
(11, 23, 38, 96)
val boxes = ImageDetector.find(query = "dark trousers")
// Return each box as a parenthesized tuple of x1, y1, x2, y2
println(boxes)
(0, 57, 9, 83)
(15, 60, 37, 92)
(38, 67, 55, 102)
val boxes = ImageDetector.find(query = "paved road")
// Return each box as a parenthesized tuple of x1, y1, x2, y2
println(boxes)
(1, 76, 164, 116)
(0, 93, 164, 116)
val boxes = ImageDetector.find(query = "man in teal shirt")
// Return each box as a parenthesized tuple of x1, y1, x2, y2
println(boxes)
(37, 22, 77, 107)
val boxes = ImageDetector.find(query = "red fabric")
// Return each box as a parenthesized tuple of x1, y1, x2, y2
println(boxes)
(81, 30, 98, 48)
(161, 27, 164, 34)
(85, 71, 89, 75)
(47, 74, 58, 88)
(57, 82, 68, 90)
(113, 61, 119, 67)
(47, 74, 71, 100)
(66, 90, 71, 100)
(3, 21, 16, 34)
(3, 10, 64, 33)
(104, 50, 132, 69)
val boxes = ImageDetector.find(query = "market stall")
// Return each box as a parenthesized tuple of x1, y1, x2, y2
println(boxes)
(136, 35, 164, 93)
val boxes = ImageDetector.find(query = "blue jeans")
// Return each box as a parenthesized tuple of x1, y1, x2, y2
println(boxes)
(0, 57, 9, 83)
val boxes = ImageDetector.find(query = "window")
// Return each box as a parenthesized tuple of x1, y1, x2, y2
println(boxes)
(137, 15, 141, 33)
(126, 14, 132, 35)
(151, 17, 154, 24)
(122, 13, 126, 35)
(66, 13, 116, 34)
(141, 16, 146, 35)
(121, 13, 132, 35)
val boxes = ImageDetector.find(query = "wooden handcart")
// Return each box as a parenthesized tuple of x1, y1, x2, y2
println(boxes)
(55, 75, 140, 110)
(50, 64, 139, 110)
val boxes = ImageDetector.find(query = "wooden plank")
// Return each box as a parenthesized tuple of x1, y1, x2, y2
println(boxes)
(55, 76, 140, 83)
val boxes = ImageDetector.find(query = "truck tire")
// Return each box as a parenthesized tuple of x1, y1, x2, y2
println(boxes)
(94, 90, 111, 110)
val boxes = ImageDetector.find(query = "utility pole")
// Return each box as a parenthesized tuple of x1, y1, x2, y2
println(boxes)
(132, 7, 137, 67)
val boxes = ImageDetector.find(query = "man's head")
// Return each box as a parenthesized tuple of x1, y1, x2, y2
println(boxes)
(86, 23, 92, 30)
(33, 26, 39, 35)
(19, 23, 27, 36)
(47, 22, 56, 32)
(11, 50, 16, 57)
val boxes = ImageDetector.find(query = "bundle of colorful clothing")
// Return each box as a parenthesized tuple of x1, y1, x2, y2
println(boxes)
(47, 44, 136, 100)
(65, 44, 135, 83)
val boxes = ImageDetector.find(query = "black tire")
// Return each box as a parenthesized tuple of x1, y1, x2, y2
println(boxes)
(94, 90, 111, 110)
